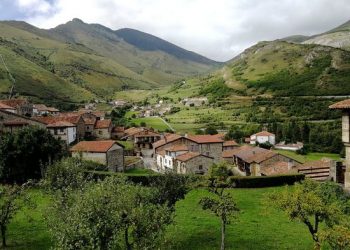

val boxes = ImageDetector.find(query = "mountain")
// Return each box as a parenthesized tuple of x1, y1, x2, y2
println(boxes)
(211, 40, 350, 96)
(302, 20, 350, 50)
(0, 19, 219, 106)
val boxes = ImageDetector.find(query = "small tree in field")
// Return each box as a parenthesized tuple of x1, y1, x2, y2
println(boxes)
(0, 183, 30, 247)
(199, 163, 239, 250)
(269, 179, 348, 249)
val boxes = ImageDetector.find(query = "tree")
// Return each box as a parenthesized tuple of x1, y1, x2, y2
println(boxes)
(0, 183, 30, 247)
(47, 176, 174, 249)
(0, 127, 65, 182)
(269, 179, 347, 249)
(150, 172, 190, 209)
(205, 126, 218, 135)
(199, 163, 239, 250)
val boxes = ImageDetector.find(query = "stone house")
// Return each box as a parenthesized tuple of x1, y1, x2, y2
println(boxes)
(329, 99, 350, 187)
(249, 131, 276, 145)
(94, 119, 112, 139)
(122, 127, 161, 150)
(223, 140, 239, 151)
(225, 145, 300, 176)
(0, 109, 46, 133)
(176, 152, 214, 175)
(36, 115, 86, 140)
(111, 127, 125, 139)
(33, 104, 59, 116)
(153, 134, 224, 171)
(0, 99, 33, 116)
(47, 121, 77, 145)
(70, 140, 124, 172)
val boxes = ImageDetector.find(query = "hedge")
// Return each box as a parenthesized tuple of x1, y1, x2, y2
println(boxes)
(88, 171, 305, 188)
(228, 174, 305, 188)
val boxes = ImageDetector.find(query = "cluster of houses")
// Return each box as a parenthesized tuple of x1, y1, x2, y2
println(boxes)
(2, 97, 347, 182)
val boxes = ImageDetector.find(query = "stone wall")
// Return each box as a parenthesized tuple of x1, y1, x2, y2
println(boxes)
(177, 156, 214, 174)
(0, 110, 46, 132)
(107, 144, 124, 172)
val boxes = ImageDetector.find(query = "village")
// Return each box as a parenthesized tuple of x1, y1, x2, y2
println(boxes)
(0, 97, 347, 186)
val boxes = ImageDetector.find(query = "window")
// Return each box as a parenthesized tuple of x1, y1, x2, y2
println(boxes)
(198, 165, 203, 170)
(60, 128, 64, 133)
(99, 131, 103, 135)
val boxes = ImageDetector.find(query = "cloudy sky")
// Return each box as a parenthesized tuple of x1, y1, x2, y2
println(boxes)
(1, 0, 350, 61)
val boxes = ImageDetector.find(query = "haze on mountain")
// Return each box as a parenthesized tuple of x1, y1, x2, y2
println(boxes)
(3, 0, 350, 61)
(0, 18, 219, 106)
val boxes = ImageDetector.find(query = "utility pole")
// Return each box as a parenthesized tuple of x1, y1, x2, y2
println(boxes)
(0, 54, 15, 99)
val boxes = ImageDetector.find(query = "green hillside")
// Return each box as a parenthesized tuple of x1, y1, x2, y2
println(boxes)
(223, 41, 350, 96)
(0, 19, 219, 105)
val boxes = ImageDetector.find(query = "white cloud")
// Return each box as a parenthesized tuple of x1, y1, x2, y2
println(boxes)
(12, 0, 350, 61)
(16, 0, 52, 14)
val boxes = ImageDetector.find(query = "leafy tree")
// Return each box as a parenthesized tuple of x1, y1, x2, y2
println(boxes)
(0, 127, 65, 182)
(269, 179, 348, 249)
(150, 172, 190, 209)
(140, 121, 147, 127)
(47, 176, 173, 249)
(205, 126, 218, 135)
(0, 183, 31, 247)
(200, 163, 239, 250)
(320, 225, 350, 250)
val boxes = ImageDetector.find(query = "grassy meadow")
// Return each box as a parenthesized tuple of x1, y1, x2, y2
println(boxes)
(275, 149, 341, 163)
(7, 187, 316, 250)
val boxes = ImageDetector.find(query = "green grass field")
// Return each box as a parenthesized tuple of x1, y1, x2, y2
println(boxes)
(130, 117, 171, 132)
(275, 149, 341, 163)
(124, 168, 156, 175)
(6, 187, 315, 249)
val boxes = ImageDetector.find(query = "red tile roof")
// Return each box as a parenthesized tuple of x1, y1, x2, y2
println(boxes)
(329, 99, 350, 109)
(222, 145, 253, 158)
(253, 131, 275, 137)
(153, 133, 182, 149)
(3, 120, 29, 126)
(176, 152, 201, 162)
(83, 117, 96, 125)
(95, 119, 112, 129)
(47, 107, 59, 112)
(47, 121, 75, 128)
(223, 140, 238, 147)
(112, 127, 125, 132)
(33, 104, 48, 111)
(187, 134, 224, 144)
(0, 99, 28, 108)
(70, 140, 116, 153)
(229, 145, 277, 164)
(0, 103, 16, 110)
(35, 115, 81, 125)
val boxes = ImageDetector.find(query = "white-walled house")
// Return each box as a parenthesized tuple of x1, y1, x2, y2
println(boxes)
(47, 121, 77, 145)
(250, 131, 276, 145)
(156, 145, 189, 171)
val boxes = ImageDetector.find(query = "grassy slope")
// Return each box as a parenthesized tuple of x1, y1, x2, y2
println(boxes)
(8, 187, 315, 250)
(130, 117, 171, 132)
(274, 149, 341, 164)
(0, 20, 218, 104)
(226, 41, 350, 96)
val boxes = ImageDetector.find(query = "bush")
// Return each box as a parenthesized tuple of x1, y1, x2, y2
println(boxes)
(89, 172, 304, 188)
(228, 174, 305, 188)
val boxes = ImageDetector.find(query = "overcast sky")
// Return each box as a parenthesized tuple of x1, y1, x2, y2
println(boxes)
(1, 0, 350, 61)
